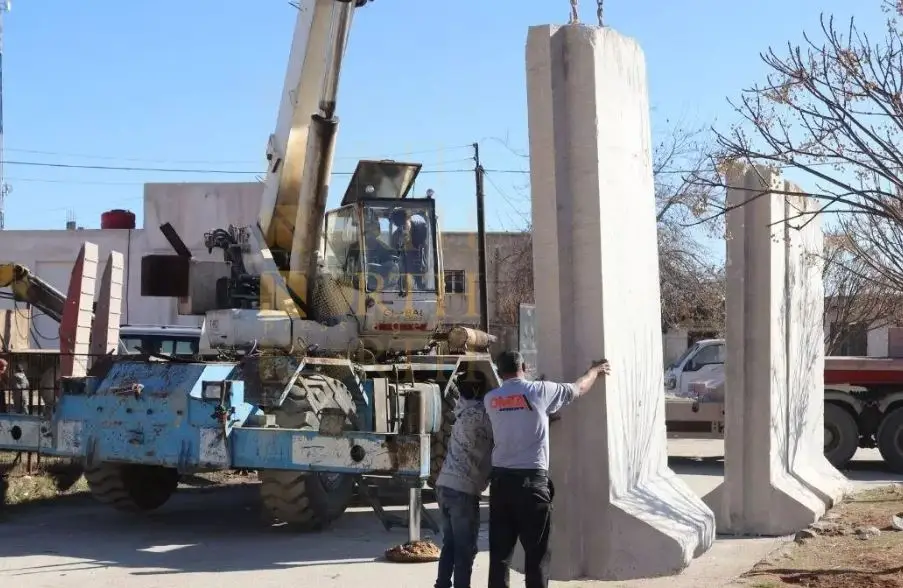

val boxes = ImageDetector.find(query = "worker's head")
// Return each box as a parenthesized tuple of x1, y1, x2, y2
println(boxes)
(495, 350, 526, 380)
(390, 207, 410, 229)
(0, 358, 8, 375)
(457, 369, 489, 401)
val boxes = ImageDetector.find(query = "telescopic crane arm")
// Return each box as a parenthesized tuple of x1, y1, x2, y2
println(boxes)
(256, 0, 369, 315)
(0, 263, 66, 323)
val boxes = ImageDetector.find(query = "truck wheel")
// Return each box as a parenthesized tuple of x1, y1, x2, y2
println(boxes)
(878, 405, 903, 473)
(259, 469, 355, 530)
(259, 373, 356, 530)
(823, 402, 859, 469)
(428, 380, 460, 489)
(84, 463, 179, 512)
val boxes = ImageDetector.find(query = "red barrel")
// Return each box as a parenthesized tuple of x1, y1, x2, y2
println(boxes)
(101, 209, 136, 229)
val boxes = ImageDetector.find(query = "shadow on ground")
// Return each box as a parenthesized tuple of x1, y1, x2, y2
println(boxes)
(667, 454, 903, 487)
(0, 483, 489, 577)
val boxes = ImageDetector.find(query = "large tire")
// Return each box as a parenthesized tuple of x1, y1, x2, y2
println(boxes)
(428, 380, 460, 489)
(823, 402, 859, 469)
(259, 373, 357, 530)
(878, 405, 903, 473)
(84, 463, 179, 512)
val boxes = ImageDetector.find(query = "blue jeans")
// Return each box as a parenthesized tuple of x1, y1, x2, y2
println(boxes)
(435, 485, 481, 588)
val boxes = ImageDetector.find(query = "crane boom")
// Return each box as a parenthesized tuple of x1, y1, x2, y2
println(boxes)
(0, 262, 66, 322)
(257, 0, 367, 313)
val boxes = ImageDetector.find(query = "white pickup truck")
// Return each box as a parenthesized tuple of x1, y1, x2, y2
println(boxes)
(664, 337, 903, 473)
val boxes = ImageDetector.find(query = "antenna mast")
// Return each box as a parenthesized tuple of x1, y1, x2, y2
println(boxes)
(0, 2, 11, 230)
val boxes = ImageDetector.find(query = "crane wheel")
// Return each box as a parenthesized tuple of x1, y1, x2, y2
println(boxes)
(259, 372, 356, 530)
(84, 463, 180, 512)
(428, 380, 460, 489)
(823, 402, 859, 469)
(878, 405, 903, 474)
(259, 470, 355, 530)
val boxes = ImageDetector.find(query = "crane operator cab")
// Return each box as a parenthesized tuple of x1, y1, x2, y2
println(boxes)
(321, 160, 444, 351)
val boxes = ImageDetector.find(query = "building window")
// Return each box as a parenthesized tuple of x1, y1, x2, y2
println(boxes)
(445, 270, 465, 294)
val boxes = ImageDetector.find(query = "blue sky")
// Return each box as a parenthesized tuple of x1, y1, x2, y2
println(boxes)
(1, 0, 888, 247)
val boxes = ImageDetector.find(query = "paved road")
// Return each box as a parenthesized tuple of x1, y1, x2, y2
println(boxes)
(0, 440, 899, 588)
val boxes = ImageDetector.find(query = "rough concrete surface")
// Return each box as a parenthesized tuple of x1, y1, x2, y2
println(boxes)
(90, 251, 125, 363)
(59, 242, 99, 378)
(704, 165, 848, 536)
(0, 441, 896, 588)
(526, 23, 714, 581)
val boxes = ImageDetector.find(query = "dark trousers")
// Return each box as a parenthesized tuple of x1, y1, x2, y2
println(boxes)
(435, 485, 481, 588)
(488, 469, 554, 588)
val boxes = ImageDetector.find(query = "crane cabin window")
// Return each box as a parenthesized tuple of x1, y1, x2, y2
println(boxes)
(323, 205, 361, 286)
(360, 202, 437, 293)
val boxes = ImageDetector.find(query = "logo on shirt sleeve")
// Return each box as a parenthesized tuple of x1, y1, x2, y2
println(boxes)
(490, 394, 533, 412)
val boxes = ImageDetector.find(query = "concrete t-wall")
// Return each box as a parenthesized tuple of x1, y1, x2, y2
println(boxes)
(703, 164, 847, 535)
(526, 24, 714, 581)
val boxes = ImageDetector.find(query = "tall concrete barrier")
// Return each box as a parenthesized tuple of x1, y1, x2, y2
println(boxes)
(526, 24, 715, 581)
(703, 164, 848, 535)
(60, 242, 99, 379)
(90, 251, 125, 365)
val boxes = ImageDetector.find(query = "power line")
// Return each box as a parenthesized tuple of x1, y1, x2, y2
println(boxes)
(0, 158, 530, 175)
(4, 147, 259, 165)
(1, 143, 476, 166)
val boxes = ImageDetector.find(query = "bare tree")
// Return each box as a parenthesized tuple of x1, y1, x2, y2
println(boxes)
(488, 121, 726, 333)
(654, 123, 726, 332)
(492, 230, 534, 328)
(822, 229, 903, 353)
(704, 1, 903, 298)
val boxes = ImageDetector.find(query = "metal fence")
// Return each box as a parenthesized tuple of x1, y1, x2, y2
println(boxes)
(0, 350, 89, 477)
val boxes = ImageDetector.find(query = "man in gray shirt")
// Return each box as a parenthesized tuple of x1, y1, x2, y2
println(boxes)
(484, 351, 610, 588)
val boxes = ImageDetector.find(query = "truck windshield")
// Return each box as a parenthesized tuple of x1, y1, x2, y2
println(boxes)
(671, 343, 699, 369)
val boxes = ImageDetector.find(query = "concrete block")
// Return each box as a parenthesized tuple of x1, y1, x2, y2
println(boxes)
(59, 242, 98, 378)
(90, 251, 125, 362)
(703, 165, 848, 535)
(525, 24, 715, 581)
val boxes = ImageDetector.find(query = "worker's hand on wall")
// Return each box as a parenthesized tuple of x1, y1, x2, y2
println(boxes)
(591, 359, 611, 376)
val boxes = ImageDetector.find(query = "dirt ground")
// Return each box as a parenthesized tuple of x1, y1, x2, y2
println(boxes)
(734, 485, 903, 588)
(2, 461, 256, 508)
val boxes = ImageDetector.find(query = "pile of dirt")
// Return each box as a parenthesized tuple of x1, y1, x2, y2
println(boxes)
(734, 485, 903, 588)
(384, 540, 441, 563)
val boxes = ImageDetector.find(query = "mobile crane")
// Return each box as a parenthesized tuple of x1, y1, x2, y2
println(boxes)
(0, 0, 499, 534)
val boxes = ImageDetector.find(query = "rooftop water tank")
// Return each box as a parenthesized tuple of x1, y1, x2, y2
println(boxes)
(101, 209, 136, 230)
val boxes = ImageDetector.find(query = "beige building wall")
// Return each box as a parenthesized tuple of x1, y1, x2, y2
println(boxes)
(439, 231, 531, 351)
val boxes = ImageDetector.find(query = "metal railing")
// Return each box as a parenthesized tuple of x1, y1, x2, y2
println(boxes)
(0, 350, 96, 476)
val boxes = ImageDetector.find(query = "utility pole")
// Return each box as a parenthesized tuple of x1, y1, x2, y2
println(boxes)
(0, 2, 11, 230)
(473, 142, 489, 333)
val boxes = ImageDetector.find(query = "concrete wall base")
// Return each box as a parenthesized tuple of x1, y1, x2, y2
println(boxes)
(703, 165, 849, 536)
(524, 23, 715, 581)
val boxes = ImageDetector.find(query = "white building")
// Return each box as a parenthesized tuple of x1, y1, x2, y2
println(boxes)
(0, 182, 262, 348)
